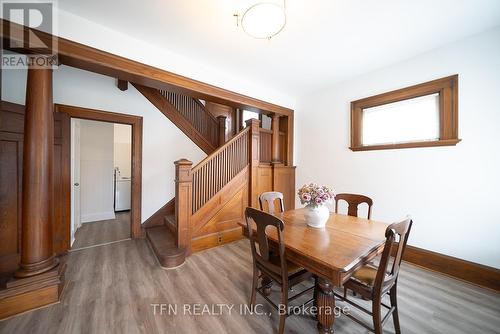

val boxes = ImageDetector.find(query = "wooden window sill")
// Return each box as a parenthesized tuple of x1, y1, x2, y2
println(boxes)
(350, 139, 461, 151)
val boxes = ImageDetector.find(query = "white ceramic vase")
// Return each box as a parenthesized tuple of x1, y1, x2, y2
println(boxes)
(305, 204, 329, 228)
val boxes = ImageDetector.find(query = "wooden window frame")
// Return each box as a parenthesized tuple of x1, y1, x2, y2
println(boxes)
(350, 75, 461, 151)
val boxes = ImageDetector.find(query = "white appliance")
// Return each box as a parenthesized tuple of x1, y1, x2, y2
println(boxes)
(115, 175, 131, 211)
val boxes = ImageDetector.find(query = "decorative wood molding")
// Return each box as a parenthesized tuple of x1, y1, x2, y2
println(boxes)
(350, 75, 460, 151)
(1, 19, 293, 116)
(54, 104, 144, 238)
(402, 245, 500, 292)
(117, 79, 128, 91)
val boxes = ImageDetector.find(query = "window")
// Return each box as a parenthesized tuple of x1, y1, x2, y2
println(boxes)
(350, 75, 460, 151)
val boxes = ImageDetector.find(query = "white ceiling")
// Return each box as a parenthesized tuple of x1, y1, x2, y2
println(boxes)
(58, 0, 500, 96)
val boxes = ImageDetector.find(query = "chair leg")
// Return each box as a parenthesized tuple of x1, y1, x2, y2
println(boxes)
(278, 284, 289, 334)
(249, 267, 258, 308)
(390, 286, 401, 334)
(372, 296, 383, 334)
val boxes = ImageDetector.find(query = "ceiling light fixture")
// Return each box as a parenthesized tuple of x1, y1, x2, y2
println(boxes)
(235, 1, 286, 40)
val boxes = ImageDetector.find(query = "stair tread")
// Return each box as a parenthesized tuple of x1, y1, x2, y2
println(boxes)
(145, 226, 186, 268)
(164, 214, 176, 225)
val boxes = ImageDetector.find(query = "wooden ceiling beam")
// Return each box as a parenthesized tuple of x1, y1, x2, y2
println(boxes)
(1, 19, 293, 116)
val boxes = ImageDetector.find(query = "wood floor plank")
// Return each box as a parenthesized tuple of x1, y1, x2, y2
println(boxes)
(0, 239, 499, 333)
(72, 212, 131, 249)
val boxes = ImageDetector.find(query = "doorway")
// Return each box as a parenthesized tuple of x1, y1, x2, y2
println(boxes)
(70, 119, 133, 249)
(55, 104, 143, 250)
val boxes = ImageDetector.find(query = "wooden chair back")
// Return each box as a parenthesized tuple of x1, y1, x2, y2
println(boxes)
(245, 207, 287, 280)
(259, 191, 285, 214)
(375, 217, 413, 294)
(335, 193, 373, 219)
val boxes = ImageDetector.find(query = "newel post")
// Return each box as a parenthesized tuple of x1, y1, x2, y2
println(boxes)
(174, 159, 193, 253)
(246, 118, 260, 208)
(217, 115, 227, 146)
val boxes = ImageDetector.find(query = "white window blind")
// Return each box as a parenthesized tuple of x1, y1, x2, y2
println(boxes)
(362, 93, 440, 146)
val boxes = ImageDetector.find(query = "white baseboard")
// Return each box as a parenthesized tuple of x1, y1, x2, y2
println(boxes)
(81, 211, 116, 223)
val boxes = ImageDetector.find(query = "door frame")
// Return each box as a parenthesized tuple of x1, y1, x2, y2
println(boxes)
(55, 104, 143, 239)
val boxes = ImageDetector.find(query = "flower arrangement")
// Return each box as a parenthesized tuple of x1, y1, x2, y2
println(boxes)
(298, 183, 335, 207)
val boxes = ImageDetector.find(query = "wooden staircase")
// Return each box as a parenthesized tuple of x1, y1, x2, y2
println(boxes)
(132, 85, 295, 269)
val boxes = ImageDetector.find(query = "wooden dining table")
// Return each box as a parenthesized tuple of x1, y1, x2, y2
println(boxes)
(254, 208, 390, 334)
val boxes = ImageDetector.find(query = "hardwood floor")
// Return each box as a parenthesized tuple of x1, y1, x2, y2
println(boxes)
(0, 239, 498, 333)
(71, 212, 131, 249)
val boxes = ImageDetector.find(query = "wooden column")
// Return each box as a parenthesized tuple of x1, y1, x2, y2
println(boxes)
(246, 118, 260, 208)
(234, 108, 242, 134)
(175, 159, 193, 254)
(271, 114, 281, 164)
(217, 115, 227, 146)
(15, 64, 58, 278)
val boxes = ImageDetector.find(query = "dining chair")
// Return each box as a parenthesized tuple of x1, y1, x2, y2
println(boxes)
(259, 191, 285, 214)
(336, 217, 413, 334)
(245, 207, 314, 334)
(335, 193, 373, 219)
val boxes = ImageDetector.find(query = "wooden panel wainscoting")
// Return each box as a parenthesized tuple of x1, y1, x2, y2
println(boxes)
(256, 165, 273, 198)
(254, 164, 296, 211)
(259, 128, 272, 163)
(272, 165, 296, 210)
(401, 245, 500, 292)
(0, 101, 25, 275)
(0, 101, 70, 275)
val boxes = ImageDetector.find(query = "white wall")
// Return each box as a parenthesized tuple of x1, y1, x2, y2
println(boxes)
(1, 65, 206, 223)
(54, 9, 295, 109)
(79, 119, 115, 223)
(296, 27, 500, 268)
(114, 124, 132, 178)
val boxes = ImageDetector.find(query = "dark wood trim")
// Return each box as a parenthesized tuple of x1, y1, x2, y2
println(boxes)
(402, 245, 500, 292)
(142, 199, 175, 229)
(54, 104, 144, 239)
(117, 79, 128, 91)
(350, 139, 461, 151)
(1, 19, 293, 116)
(350, 75, 460, 151)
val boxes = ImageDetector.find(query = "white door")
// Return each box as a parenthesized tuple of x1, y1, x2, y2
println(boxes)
(70, 119, 81, 246)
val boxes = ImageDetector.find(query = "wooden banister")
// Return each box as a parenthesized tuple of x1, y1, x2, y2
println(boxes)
(160, 90, 220, 148)
(191, 126, 250, 212)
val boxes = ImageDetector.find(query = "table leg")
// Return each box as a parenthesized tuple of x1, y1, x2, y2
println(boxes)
(316, 277, 335, 334)
(262, 275, 273, 296)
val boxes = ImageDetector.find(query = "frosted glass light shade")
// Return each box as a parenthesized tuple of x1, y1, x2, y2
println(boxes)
(241, 3, 286, 39)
